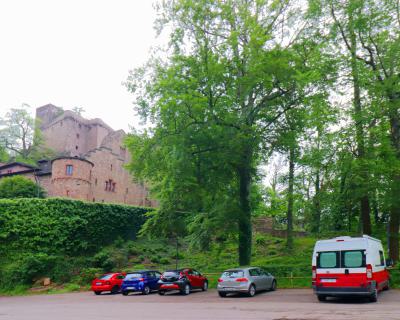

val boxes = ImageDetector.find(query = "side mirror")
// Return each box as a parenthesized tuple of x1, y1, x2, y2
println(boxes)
(386, 259, 394, 267)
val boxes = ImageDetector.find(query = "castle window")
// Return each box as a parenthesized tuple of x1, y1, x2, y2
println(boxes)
(7, 169, 12, 174)
(126, 188, 128, 194)
(112, 182, 116, 192)
(66, 165, 73, 176)
(105, 181, 109, 191)
(66, 190, 70, 196)
(95, 178, 97, 186)
(75, 145, 78, 150)
(110, 164, 113, 171)
(93, 198, 95, 202)
(76, 133, 80, 139)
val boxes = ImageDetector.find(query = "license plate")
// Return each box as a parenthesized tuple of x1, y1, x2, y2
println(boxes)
(96, 282, 102, 285)
(164, 284, 174, 287)
(126, 287, 135, 290)
(321, 278, 336, 283)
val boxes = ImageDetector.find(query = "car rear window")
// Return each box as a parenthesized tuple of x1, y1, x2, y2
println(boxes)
(163, 271, 180, 277)
(125, 273, 144, 279)
(99, 274, 113, 280)
(317, 251, 339, 268)
(221, 271, 244, 278)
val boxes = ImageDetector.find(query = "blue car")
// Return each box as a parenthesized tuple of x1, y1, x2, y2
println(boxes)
(121, 270, 162, 295)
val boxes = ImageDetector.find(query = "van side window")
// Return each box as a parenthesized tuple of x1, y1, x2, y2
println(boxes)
(379, 251, 385, 266)
(317, 252, 339, 268)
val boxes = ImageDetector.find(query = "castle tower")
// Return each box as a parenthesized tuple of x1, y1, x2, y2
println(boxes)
(51, 157, 93, 201)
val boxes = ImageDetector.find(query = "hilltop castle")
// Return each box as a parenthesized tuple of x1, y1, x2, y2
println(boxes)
(0, 104, 155, 207)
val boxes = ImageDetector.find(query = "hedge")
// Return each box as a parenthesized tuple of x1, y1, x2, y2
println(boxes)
(0, 198, 152, 255)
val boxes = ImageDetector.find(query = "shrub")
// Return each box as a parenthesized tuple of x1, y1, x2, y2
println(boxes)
(0, 176, 46, 198)
(160, 258, 170, 265)
(0, 198, 152, 255)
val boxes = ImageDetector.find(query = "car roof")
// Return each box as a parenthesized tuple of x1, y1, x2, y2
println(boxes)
(224, 267, 259, 272)
(127, 270, 160, 274)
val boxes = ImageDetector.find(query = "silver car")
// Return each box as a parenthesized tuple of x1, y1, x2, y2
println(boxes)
(217, 267, 276, 297)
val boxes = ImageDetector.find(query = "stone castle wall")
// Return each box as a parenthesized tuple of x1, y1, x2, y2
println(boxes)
(32, 104, 155, 206)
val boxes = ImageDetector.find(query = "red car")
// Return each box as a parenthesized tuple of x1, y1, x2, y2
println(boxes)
(91, 273, 125, 295)
(158, 268, 208, 295)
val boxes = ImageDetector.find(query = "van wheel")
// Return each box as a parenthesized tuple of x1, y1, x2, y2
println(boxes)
(369, 289, 378, 302)
(94, 291, 101, 295)
(122, 291, 129, 296)
(202, 281, 208, 291)
(218, 291, 227, 298)
(158, 290, 165, 295)
(317, 295, 326, 302)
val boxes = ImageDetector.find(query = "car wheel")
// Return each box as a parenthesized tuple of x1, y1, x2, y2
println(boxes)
(317, 295, 326, 302)
(369, 289, 378, 303)
(111, 286, 120, 294)
(270, 280, 277, 291)
(94, 291, 101, 295)
(158, 290, 165, 295)
(181, 284, 190, 295)
(122, 291, 129, 296)
(247, 284, 256, 297)
(202, 281, 208, 291)
(142, 286, 151, 295)
(218, 291, 227, 298)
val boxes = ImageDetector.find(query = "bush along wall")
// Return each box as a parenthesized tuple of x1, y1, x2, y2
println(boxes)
(0, 198, 151, 256)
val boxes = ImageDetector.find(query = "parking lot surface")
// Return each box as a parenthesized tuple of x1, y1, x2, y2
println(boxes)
(0, 289, 399, 320)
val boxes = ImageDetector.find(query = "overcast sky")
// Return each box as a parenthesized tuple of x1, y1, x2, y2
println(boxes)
(0, 0, 160, 131)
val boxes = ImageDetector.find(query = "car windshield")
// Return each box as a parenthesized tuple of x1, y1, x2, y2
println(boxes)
(221, 270, 244, 278)
(125, 273, 144, 280)
(99, 274, 113, 280)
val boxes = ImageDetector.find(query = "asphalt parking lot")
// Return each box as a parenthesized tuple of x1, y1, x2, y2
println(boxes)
(0, 289, 399, 320)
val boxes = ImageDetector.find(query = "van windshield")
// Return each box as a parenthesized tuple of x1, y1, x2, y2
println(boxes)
(317, 250, 366, 268)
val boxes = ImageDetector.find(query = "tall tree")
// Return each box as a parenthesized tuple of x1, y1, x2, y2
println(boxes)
(0, 104, 53, 162)
(126, 0, 315, 265)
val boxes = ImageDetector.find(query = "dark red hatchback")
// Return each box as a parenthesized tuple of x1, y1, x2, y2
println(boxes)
(158, 268, 208, 295)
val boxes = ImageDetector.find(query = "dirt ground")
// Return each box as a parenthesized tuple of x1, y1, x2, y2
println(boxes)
(0, 289, 399, 320)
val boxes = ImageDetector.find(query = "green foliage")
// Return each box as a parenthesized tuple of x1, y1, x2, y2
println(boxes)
(0, 198, 151, 255)
(0, 104, 55, 161)
(0, 176, 46, 198)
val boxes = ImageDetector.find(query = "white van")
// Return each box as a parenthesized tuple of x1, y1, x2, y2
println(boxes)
(312, 235, 390, 302)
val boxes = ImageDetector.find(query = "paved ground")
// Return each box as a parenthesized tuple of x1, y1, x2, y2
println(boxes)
(0, 289, 399, 320)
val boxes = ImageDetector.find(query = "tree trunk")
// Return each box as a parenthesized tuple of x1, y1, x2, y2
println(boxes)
(286, 145, 295, 249)
(311, 170, 321, 233)
(349, 15, 372, 235)
(389, 114, 400, 262)
(238, 161, 252, 266)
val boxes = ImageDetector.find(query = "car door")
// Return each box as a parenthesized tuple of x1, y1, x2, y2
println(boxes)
(186, 269, 197, 287)
(115, 274, 125, 286)
(193, 269, 203, 288)
(153, 271, 162, 290)
(249, 268, 262, 290)
(259, 269, 272, 289)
